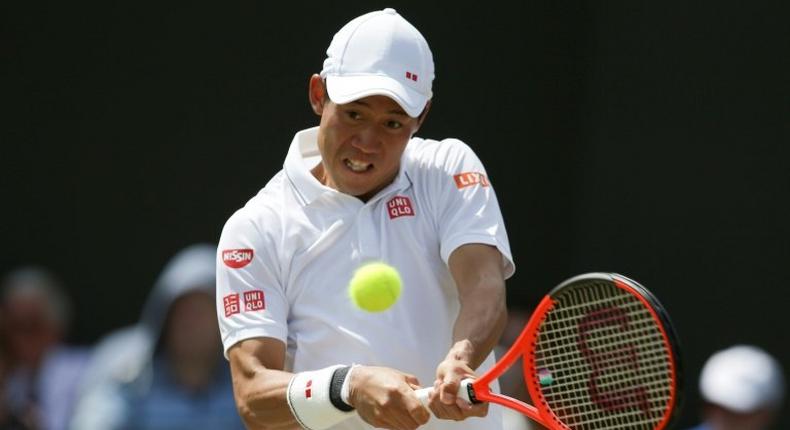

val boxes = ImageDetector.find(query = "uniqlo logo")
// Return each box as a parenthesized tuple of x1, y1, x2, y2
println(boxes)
(222, 249, 254, 268)
(387, 196, 415, 219)
(405, 71, 418, 82)
(305, 379, 313, 399)
(453, 172, 489, 189)
(223, 293, 240, 317)
(244, 290, 265, 311)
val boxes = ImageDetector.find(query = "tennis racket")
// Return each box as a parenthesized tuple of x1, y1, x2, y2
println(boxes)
(415, 272, 682, 429)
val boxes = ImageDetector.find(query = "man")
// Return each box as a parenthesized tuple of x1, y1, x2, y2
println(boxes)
(1, 266, 90, 430)
(69, 244, 244, 430)
(70, 243, 244, 430)
(217, 8, 514, 430)
(686, 345, 784, 430)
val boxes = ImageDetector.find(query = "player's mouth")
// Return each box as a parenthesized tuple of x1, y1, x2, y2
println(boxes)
(344, 158, 373, 173)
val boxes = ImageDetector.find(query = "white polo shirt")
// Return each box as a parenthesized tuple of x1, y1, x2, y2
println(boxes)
(217, 127, 515, 430)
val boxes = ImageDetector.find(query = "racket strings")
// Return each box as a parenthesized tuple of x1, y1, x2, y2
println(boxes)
(532, 280, 673, 429)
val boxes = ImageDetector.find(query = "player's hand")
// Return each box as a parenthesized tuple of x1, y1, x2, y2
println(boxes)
(429, 355, 488, 420)
(348, 365, 431, 430)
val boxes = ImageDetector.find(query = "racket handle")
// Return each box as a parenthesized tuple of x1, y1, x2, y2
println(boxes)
(415, 378, 476, 408)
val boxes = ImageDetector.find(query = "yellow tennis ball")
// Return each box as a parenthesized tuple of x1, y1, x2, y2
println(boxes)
(348, 262, 402, 312)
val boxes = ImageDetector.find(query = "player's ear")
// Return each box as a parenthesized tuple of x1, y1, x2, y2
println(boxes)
(308, 74, 326, 116)
(412, 100, 431, 134)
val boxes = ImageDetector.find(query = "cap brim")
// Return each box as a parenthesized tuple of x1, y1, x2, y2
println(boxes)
(703, 390, 764, 413)
(325, 75, 428, 118)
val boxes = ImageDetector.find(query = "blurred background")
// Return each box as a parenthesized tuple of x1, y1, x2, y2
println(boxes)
(2, 0, 788, 428)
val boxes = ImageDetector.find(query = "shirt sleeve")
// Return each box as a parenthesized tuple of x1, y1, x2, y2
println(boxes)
(430, 139, 515, 279)
(216, 208, 289, 359)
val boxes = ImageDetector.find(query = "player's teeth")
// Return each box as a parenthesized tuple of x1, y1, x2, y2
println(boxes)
(345, 159, 370, 172)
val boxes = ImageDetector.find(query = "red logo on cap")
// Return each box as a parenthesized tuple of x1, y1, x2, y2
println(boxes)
(406, 71, 418, 82)
(454, 172, 489, 189)
(223, 293, 240, 317)
(244, 290, 265, 311)
(222, 249, 254, 268)
(305, 379, 313, 399)
(387, 195, 415, 219)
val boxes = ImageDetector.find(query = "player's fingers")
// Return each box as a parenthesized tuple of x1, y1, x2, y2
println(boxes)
(405, 375, 431, 427)
(407, 381, 421, 390)
(368, 404, 421, 430)
(429, 398, 465, 421)
(392, 393, 430, 430)
(403, 372, 421, 388)
(464, 400, 488, 418)
(390, 415, 420, 430)
(432, 397, 486, 421)
(455, 397, 473, 411)
(428, 381, 489, 422)
(408, 397, 431, 425)
(438, 375, 460, 405)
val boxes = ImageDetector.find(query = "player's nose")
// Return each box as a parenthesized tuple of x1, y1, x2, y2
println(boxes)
(350, 126, 383, 154)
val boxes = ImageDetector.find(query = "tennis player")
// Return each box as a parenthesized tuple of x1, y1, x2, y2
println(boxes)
(216, 8, 514, 430)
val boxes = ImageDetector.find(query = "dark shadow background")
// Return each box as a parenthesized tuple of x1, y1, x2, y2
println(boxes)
(2, 0, 788, 428)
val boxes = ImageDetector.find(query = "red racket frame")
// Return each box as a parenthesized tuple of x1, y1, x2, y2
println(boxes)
(467, 274, 680, 430)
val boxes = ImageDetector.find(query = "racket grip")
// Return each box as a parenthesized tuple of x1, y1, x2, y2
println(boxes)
(415, 378, 476, 408)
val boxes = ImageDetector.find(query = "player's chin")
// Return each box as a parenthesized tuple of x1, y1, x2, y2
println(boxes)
(338, 188, 373, 202)
(339, 180, 382, 199)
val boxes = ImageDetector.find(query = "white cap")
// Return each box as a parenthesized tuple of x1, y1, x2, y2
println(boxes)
(699, 345, 785, 413)
(320, 8, 434, 118)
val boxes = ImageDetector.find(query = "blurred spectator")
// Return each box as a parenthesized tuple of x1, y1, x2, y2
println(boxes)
(1, 303, 32, 430)
(0, 268, 87, 429)
(69, 243, 244, 430)
(0, 266, 90, 430)
(686, 344, 785, 430)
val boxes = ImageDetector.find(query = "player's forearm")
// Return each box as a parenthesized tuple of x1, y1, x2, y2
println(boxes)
(451, 275, 508, 369)
(228, 339, 299, 430)
(447, 243, 509, 370)
(230, 340, 362, 430)
(232, 365, 298, 430)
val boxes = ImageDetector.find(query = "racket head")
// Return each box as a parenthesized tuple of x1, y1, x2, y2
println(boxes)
(522, 273, 682, 430)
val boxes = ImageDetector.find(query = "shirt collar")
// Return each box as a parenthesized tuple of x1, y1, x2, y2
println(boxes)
(283, 127, 412, 206)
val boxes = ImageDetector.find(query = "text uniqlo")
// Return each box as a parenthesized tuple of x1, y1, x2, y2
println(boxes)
(387, 196, 415, 219)
(244, 290, 265, 311)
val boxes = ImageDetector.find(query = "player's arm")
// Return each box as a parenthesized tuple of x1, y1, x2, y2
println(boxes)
(229, 337, 430, 430)
(429, 242, 507, 419)
(228, 337, 295, 429)
(448, 243, 508, 369)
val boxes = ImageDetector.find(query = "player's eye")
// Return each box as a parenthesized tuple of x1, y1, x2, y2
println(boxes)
(385, 120, 403, 129)
(346, 111, 361, 120)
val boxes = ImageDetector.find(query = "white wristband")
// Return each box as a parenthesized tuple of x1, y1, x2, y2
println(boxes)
(286, 365, 357, 430)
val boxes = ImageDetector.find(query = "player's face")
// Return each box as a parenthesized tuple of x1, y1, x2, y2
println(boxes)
(311, 80, 427, 201)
